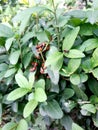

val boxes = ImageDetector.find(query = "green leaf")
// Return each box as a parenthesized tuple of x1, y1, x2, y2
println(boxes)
(93, 47, 98, 59)
(92, 68, 98, 79)
(23, 52, 32, 69)
(35, 88, 47, 102)
(16, 119, 28, 130)
(64, 49, 85, 58)
(2, 122, 17, 130)
(61, 116, 73, 130)
(88, 78, 98, 96)
(62, 88, 75, 100)
(0, 24, 14, 38)
(68, 59, 81, 74)
(80, 24, 97, 36)
(29, 72, 35, 89)
(9, 50, 20, 65)
(47, 68, 59, 85)
(7, 88, 29, 101)
(36, 31, 49, 42)
(45, 51, 63, 71)
(5, 37, 14, 51)
(0, 63, 8, 71)
(4, 68, 16, 78)
(72, 123, 84, 130)
(23, 100, 38, 118)
(79, 38, 98, 52)
(82, 58, 93, 73)
(34, 79, 45, 89)
(81, 104, 96, 114)
(15, 73, 30, 89)
(70, 74, 80, 85)
(80, 73, 88, 83)
(41, 100, 63, 119)
(63, 26, 80, 50)
(71, 85, 88, 100)
(90, 95, 98, 104)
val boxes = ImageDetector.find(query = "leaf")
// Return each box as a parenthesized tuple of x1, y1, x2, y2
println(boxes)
(92, 68, 98, 79)
(63, 26, 80, 50)
(80, 73, 88, 83)
(34, 79, 45, 89)
(23, 100, 38, 118)
(2, 122, 17, 130)
(88, 77, 98, 96)
(82, 58, 93, 73)
(45, 51, 63, 71)
(64, 49, 85, 58)
(16, 119, 28, 130)
(61, 115, 73, 130)
(9, 50, 20, 65)
(23, 52, 32, 69)
(35, 88, 47, 102)
(29, 72, 35, 89)
(81, 104, 96, 114)
(72, 123, 84, 130)
(71, 85, 88, 100)
(0, 63, 8, 71)
(93, 47, 98, 60)
(70, 74, 80, 85)
(36, 31, 49, 42)
(22, 32, 35, 43)
(15, 73, 30, 89)
(79, 39, 98, 52)
(41, 100, 63, 119)
(80, 24, 98, 36)
(5, 37, 14, 51)
(7, 88, 29, 101)
(0, 24, 14, 38)
(4, 68, 16, 78)
(47, 68, 59, 85)
(62, 88, 75, 100)
(68, 58, 81, 74)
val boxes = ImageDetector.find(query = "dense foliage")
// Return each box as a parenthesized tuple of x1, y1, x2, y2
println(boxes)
(1, 0, 98, 130)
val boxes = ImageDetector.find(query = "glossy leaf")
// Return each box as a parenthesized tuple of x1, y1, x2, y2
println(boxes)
(63, 26, 80, 50)
(35, 88, 47, 102)
(23, 100, 38, 118)
(5, 37, 14, 51)
(41, 100, 63, 119)
(81, 104, 96, 114)
(71, 85, 88, 100)
(34, 79, 45, 89)
(2, 122, 17, 130)
(4, 68, 16, 78)
(61, 116, 73, 130)
(79, 38, 98, 52)
(70, 74, 80, 85)
(68, 58, 81, 74)
(72, 123, 84, 130)
(45, 51, 63, 71)
(7, 88, 29, 101)
(9, 50, 20, 65)
(62, 88, 75, 100)
(15, 73, 30, 89)
(0, 24, 14, 38)
(64, 49, 85, 58)
(23, 52, 32, 69)
(29, 72, 35, 89)
(16, 119, 28, 130)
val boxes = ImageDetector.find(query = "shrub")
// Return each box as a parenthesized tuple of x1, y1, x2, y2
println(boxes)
(0, 0, 98, 130)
